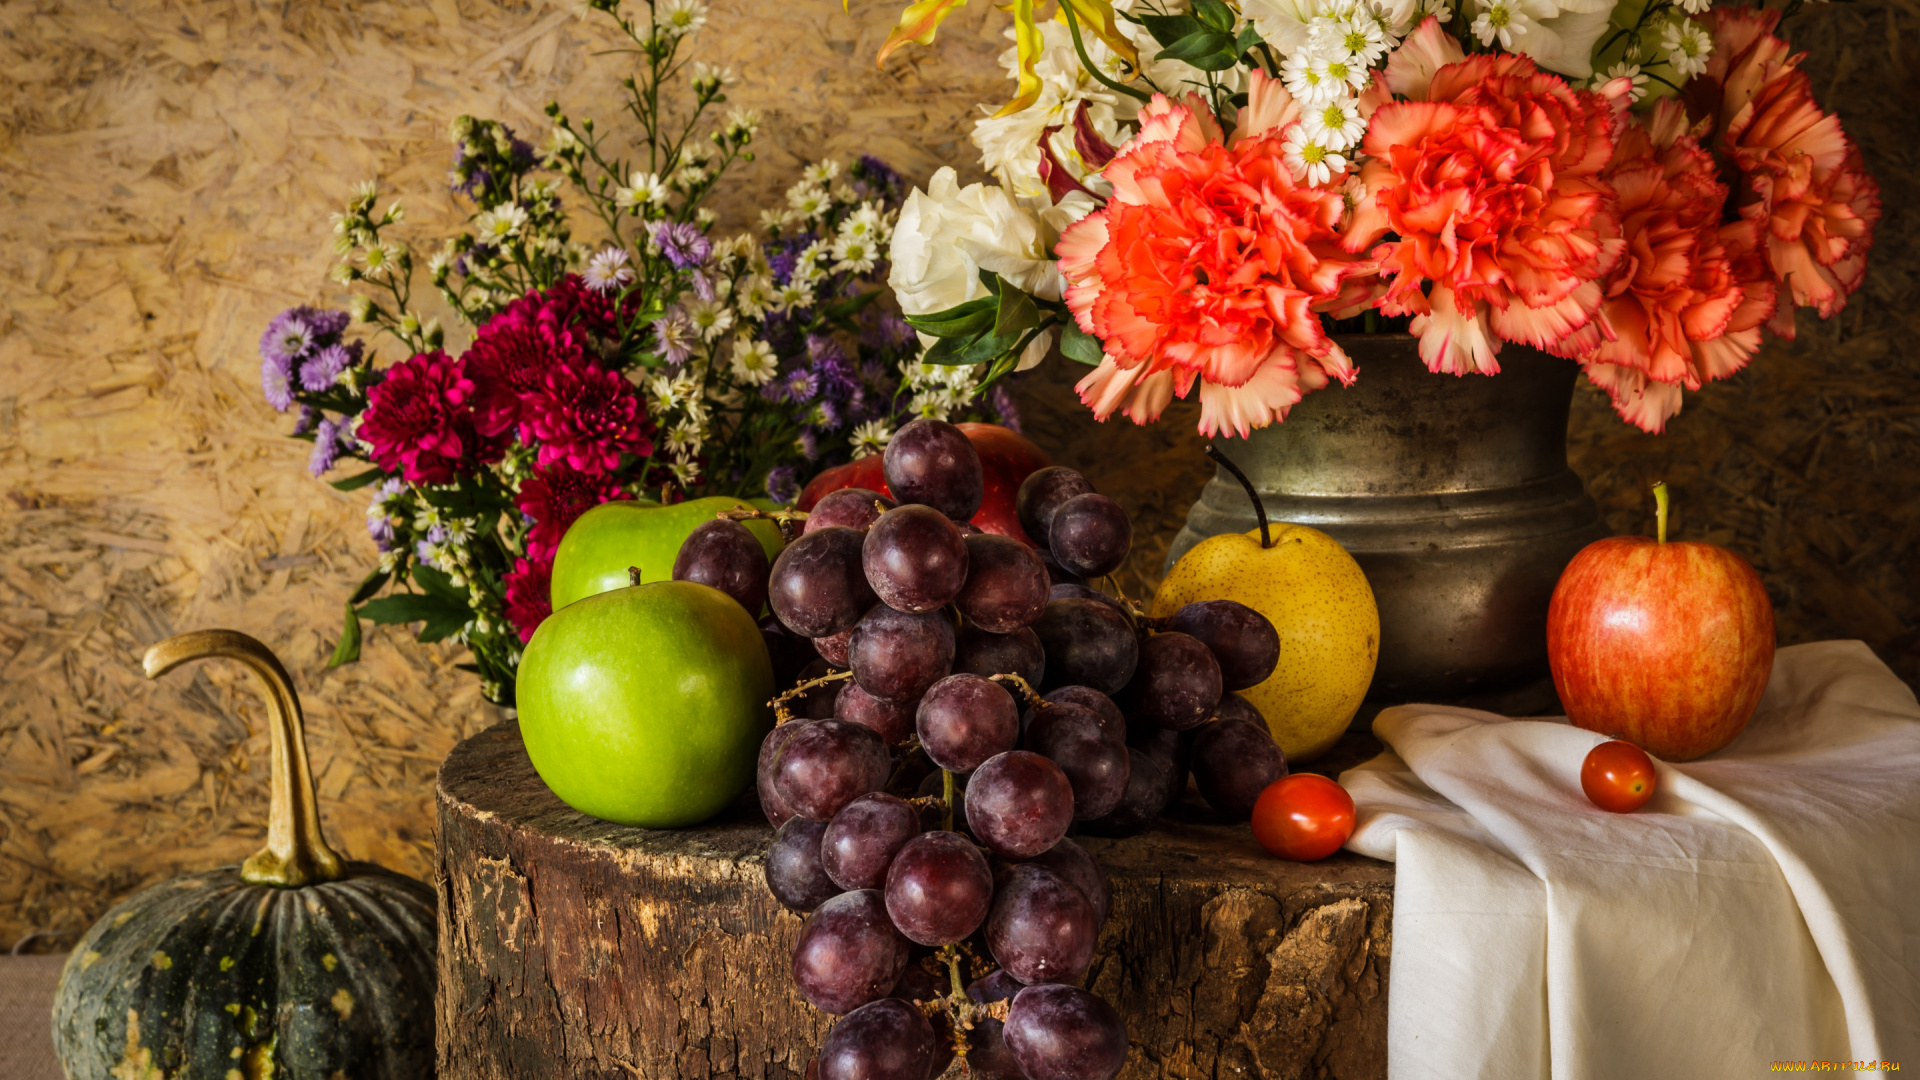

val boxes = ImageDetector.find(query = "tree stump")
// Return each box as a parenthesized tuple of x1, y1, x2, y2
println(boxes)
(436, 723, 1395, 1080)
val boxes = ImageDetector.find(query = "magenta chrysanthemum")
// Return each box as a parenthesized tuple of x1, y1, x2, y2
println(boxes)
(503, 556, 553, 644)
(359, 351, 500, 485)
(524, 362, 653, 473)
(516, 465, 631, 560)
(466, 306, 588, 438)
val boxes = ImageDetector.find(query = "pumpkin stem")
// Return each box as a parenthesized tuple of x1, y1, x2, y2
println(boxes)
(144, 630, 344, 887)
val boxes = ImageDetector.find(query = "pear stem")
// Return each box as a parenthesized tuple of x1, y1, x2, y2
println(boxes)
(1207, 444, 1271, 549)
(144, 630, 343, 887)
(1653, 481, 1669, 545)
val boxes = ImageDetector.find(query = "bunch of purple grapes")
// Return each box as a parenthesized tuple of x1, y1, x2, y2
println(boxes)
(671, 418, 1290, 1080)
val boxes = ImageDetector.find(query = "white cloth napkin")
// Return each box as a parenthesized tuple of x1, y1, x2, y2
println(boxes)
(1341, 640, 1920, 1080)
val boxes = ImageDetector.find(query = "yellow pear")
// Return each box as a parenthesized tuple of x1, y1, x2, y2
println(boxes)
(1153, 458, 1379, 762)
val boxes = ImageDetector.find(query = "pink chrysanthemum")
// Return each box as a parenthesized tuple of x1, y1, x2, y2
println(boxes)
(523, 362, 653, 474)
(358, 350, 501, 485)
(1058, 70, 1379, 437)
(503, 556, 553, 644)
(516, 465, 631, 561)
(466, 305, 588, 438)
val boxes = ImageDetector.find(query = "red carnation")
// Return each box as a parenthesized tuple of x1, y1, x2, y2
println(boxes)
(466, 306, 587, 438)
(517, 465, 631, 561)
(358, 350, 500, 485)
(524, 362, 653, 474)
(503, 555, 553, 644)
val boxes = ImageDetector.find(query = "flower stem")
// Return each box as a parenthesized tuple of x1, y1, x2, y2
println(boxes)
(1653, 481, 1669, 545)
(1060, 0, 1153, 104)
(1206, 444, 1271, 549)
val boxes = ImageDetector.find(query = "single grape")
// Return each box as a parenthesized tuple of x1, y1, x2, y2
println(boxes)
(761, 616, 814, 691)
(917, 673, 1020, 773)
(1048, 493, 1133, 579)
(986, 864, 1099, 985)
(1031, 598, 1139, 695)
(1049, 583, 1122, 610)
(1079, 748, 1177, 839)
(966, 751, 1075, 858)
(791, 890, 912, 1015)
(884, 830, 994, 945)
(814, 626, 855, 668)
(1124, 631, 1223, 731)
(816, 998, 936, 1080)
(772, 718, 892, 821)
(769, 526, 877, 638)
(1040, 686, 1127, 746)
(1214, 690, 1266, 730)
(953, 623, 1046, 687)
(863, 504, 969, 613)
(1166, 599, 1281, 691)
(757, 721, 808, 828)
(1026, 704, 1130, 820)
(883, 417, 983, 521)
(806, 487, 895, 534)
(1004, 984, 1129, 1080)
(1021, 837, 1112, 928)
(821, 792, 921, 892)
(671, 518, 770, 616)
(834, 681, 917, 745)
(955, 533, 1050, 633)
(1016, 466, 1094, 545)
(1037, 548, 1084, 587)
(963, 971, 1028, 1080)
(766, 816, 840, 913)
(794, 658, 844, 720)
(848, 605, 955, 704)
(1191, 714, 1289, 820)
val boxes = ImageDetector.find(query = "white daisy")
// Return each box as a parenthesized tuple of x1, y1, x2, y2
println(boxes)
(734, 274, 777, 319)
(671, 459, 702, 486)
(584, 248, 635, 294)
(774, 281, 816, 312)
(657, 0, 707, 38)
(1599, 62, 1650, 102)
(615, 171, 670, 211)
(1310, 51, 1372, 94)
(730, 338, 778, 385)
(474, 205, 528, 241)
(1472, 0, 1538, 50)
(830, 235, 879, 276)
(796, 240, 832, 283)
(787, 183, 831, 219)
(1301, 97, 1365, 153)
(849, 419, 893, 455)
(725, 108, 761, 141)
(1281, 124, 1348, 187)
(1331, 16, 1387, 65)
(685, 297, 735, 342)
(689, 62, 736, 95)
(1661, 17, 1713, 78)
(805, 159, 842, 185)
(758, 207, 797, 234)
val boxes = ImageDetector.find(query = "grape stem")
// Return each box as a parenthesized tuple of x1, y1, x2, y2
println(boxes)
(942, 768, 956, 832)
(987, 672, 1047, 708)
(1206, 444, 1271, 549)
(717, 507, 807, 543)
(766, 668, 853, 724)
(1653, 480, 1669, 545)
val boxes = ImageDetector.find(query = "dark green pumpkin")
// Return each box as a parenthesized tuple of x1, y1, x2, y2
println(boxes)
(51, 631, 438, 1079)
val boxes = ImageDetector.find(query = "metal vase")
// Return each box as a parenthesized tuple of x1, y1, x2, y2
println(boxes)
(1166, 334, 1608, 716)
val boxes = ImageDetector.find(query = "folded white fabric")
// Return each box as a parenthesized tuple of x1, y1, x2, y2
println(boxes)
(1342, 640, 1920, 1080)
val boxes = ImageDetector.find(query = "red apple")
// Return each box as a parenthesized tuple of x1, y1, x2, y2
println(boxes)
(1546, 482, 1775, 761)
(796, 423, 1051, 544)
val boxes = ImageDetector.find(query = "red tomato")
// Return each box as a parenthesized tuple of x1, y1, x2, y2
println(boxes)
(1581, 739, 1658, 813)
(1251, 775, 1356, 862)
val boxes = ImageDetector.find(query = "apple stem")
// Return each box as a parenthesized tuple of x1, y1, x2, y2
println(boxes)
(1653, 481, 1670, 545)
(627, 565, 643, 587)
(942, 768, 955, 832)
(1207, 444, 1271, 549)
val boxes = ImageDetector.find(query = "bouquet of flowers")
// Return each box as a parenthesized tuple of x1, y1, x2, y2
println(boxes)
(263, 0, 1015, 704)
(882, 0, 1880, 437)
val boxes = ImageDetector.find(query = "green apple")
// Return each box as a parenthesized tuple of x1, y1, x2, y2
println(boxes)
(517, 579, 775, 827)
(551, 496, 785, 611)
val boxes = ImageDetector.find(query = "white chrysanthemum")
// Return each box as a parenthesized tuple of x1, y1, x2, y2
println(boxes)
(1661, 17, 1713, 78)
(804, 159, 842, 185)
(1281, 51, 1337, 103)
(787, 183, 831, 219)
(658, 0, 707, 37)
(474, 205, 528, 241)
(831, 235, 880, 276)
(1301, 97, 1365, 152)
(685, 297, 735, 342)
(734, 274, 776, 319)
(1473, 0, 1540, 49)
(840, 203, 890, 245)
(774, 282, 815, 312)
(1280, 124, 1348, 187)
(671, 460, 702, 486)
(1599, 61, 1650, 101)
(616, 172, 670, 210)
(849, 420, 893, 455)
(796, 240, 832, 283)
(730, 338, 778, 385)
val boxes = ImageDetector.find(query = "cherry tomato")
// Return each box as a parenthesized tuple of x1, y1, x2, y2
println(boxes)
(1251, 774, 1356, 861)
(1581, 739, 1658, 813)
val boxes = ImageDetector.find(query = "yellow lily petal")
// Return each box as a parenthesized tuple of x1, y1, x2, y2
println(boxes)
(990, 0, 1044, 117)
(876, 0, 973, 67)
(1058, 0, 1139, 74)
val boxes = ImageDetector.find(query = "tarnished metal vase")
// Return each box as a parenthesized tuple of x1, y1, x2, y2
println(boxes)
(1166, 335, 1608, 716)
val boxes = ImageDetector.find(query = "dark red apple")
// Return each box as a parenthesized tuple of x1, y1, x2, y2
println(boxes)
(796, 423, 1050, 545)
(1546, 483, 1775, 761)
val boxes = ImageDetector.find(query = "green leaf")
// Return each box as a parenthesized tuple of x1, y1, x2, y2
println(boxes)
(1059, 321, 1106, 366)
(905, 296, 999, 338)
(1234, 24, 1264, 55)
(349, 567, 391, 605)
(1192, 0, 1235, 33)
(994, 288, 1041, 341)
(360, 592, 467, 627)
(411, 563, 467, 603)
(975, 268, 1004, 295)
(1184, 48, 1243, 71)
(1136, 12, 1203, 47)
(329, 468, 388, 492)
(925, 330, 1021, 367)
(327, 601, 362, 668)
(1156, 29, 1234, 63)
(819, 289, 883, 322)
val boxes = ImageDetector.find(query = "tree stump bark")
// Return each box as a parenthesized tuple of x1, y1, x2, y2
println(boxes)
(436, 723, 1395, 1080)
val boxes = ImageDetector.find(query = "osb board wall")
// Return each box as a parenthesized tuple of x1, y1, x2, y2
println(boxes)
(0, 0, 1914, 950)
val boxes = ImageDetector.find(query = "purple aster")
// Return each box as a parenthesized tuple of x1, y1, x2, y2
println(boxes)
(690, 270, 717, 302)
(261, 354, 294, 412)
(776, 369, 818, 403)
(765, 465, 801, 505)
(798, 426, 821, 461)
(300, 343, 353, 391)
(652, 312, 697, 366)
(415, 524, 451, 562)
(293, 405, 320, 435)
(855, 155, 903, 199)
(305, 308, 351, 341)
(260, 309, 314, 368)
(765, 237, 807, 286)
(369, 515, 396, 552)
(989, 384, 1022, 433)
(308, 417, 344, 476)
(651, 221, 711, 270)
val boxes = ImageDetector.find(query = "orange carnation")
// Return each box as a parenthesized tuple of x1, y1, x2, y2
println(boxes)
(1577, 100, 1777, 433)
(1344, 19, 1624, 376)
(1059, 71, 1378, 437)
(1687, 7, 1880, 337)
